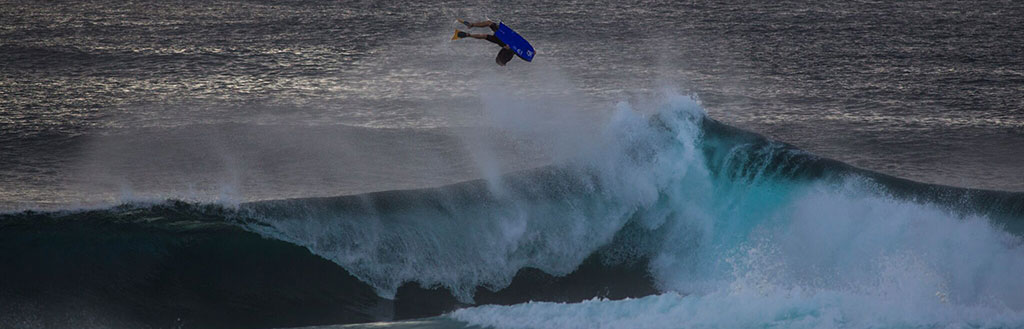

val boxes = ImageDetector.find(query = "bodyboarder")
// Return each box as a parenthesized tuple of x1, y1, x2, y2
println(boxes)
(451, 19, 516, 66)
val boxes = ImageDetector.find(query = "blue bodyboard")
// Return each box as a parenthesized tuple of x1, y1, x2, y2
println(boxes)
(494, 22, 535, 62)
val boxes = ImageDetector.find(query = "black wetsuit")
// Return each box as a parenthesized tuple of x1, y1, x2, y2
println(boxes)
(484, 23, 515, 65)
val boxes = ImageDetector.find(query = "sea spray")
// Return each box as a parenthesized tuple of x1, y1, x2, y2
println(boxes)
(242, 92, 712, 301)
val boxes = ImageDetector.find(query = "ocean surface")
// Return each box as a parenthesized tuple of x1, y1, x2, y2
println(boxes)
(1, 0, 1023, 328)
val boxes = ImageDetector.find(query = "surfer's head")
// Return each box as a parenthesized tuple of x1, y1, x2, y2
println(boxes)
(496, 48, 514, 66)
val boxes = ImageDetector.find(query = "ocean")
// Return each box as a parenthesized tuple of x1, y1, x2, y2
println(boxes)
(1, 0, 1022, 328)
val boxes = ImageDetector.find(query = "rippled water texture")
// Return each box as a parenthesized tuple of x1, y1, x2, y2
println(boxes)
(2, 0, 1022, 207)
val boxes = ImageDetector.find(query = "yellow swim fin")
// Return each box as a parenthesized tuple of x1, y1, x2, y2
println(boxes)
(451, 29, 464, 40)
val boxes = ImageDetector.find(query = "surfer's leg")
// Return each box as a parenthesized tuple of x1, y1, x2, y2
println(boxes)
(483, 34, 506, 47)
(460, 19, 496, 29)
(465, 33, 494, 41)
(460, 33, 506, 48)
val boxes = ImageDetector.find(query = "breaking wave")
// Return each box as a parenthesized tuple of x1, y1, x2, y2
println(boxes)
(2, 94, 1022, 329)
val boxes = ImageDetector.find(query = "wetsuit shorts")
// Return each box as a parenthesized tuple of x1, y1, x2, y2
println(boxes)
(484, 35, 506, 48)
(484, 22, 506, 47)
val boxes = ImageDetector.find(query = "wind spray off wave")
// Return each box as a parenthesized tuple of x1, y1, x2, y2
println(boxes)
(241, 93, 711, 301)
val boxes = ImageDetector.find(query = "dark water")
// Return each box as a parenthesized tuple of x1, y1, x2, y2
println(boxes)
(2, 0, 1023, 210)
(2, 1, 1024, 329)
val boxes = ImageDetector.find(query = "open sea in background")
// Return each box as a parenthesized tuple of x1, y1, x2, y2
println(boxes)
(1, 1, 1022, 328)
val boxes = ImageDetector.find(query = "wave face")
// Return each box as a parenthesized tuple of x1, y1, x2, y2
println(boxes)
(0, 202, 395, 329)
(3, 94, 1023, 329)
(440, 96, 1024, 329)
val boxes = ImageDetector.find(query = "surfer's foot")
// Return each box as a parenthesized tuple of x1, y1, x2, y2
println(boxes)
(456, 31, 469, 38)
(457, 19, 472, 27)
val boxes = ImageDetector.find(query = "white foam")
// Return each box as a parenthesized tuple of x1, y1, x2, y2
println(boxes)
(451, 288, 1024, 329)
(449, 177, 1024, 328)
